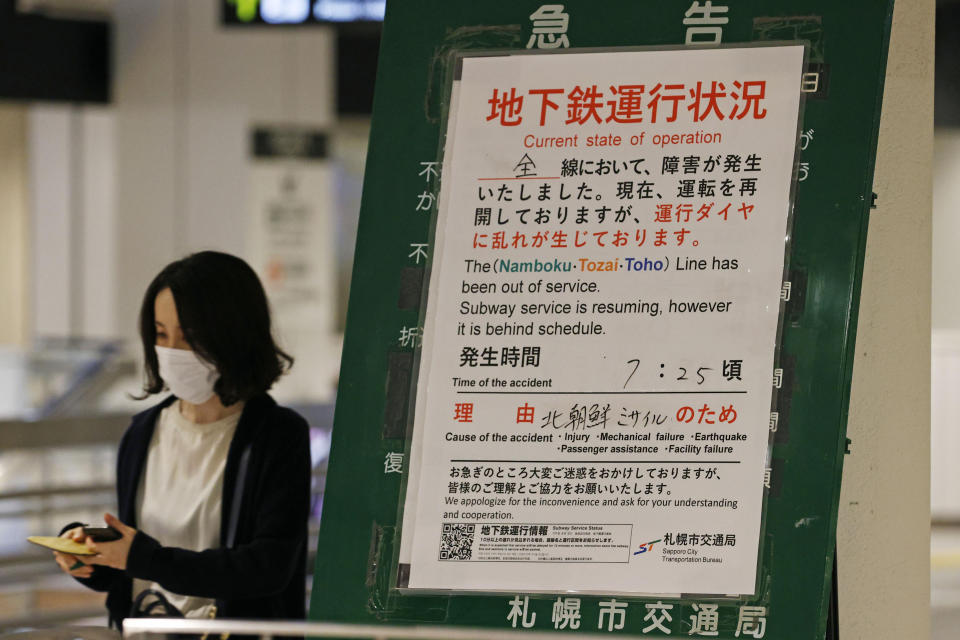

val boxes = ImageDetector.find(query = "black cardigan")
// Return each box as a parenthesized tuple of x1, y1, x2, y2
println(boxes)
(68, 394, 311, 629)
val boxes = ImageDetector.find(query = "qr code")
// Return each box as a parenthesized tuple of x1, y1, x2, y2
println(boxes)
(439, 523, 475, 560)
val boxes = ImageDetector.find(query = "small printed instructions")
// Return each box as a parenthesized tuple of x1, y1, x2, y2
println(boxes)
(400, 45, 805, 596)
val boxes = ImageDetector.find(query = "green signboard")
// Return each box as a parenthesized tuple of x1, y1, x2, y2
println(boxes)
(312, 2, 894, 638)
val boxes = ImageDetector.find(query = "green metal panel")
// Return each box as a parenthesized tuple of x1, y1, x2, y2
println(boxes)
(312, 2, 894, 638)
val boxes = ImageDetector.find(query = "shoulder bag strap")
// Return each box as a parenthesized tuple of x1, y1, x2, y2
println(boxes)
(213, 441, 252, 640)
(226, 441, 253, 549)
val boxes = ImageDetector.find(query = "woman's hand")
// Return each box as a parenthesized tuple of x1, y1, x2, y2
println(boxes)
(53, 526, 94, 579)
(85, 513, 137, 571)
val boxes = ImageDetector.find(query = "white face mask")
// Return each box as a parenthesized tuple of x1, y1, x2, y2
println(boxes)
(155, 345, 219, 405)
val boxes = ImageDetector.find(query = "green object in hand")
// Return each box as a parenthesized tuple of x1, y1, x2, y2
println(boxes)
(69, 560, 85, 571)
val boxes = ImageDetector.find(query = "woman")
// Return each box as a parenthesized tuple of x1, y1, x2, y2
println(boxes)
(52, 251, 311, 630)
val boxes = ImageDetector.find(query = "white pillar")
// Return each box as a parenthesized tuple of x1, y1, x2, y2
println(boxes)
(27, 106, 73, 338)
(0, 104, 29, 348)
(839, 0, 933, 636)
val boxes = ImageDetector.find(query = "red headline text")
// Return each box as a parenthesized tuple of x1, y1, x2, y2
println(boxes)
(486, 81, 768, 127)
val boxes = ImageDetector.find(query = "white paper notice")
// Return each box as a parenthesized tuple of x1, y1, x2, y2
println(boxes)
(400, 45, 804, 596)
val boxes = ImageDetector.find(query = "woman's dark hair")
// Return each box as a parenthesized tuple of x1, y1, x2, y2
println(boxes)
(139, 251, 293, 405)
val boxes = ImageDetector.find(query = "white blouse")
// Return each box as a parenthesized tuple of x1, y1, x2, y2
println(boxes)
(132, 401, 242, 618)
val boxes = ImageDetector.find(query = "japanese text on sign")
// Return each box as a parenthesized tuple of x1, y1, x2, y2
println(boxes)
(399, 45, 805, 597)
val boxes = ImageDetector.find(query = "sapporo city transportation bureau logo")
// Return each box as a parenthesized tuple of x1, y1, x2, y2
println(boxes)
(633, 539, 662, 556)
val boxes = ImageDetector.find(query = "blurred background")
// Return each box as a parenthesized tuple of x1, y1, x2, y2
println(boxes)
(0, 0, 380, 630)
(0, 0, 948, 637)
